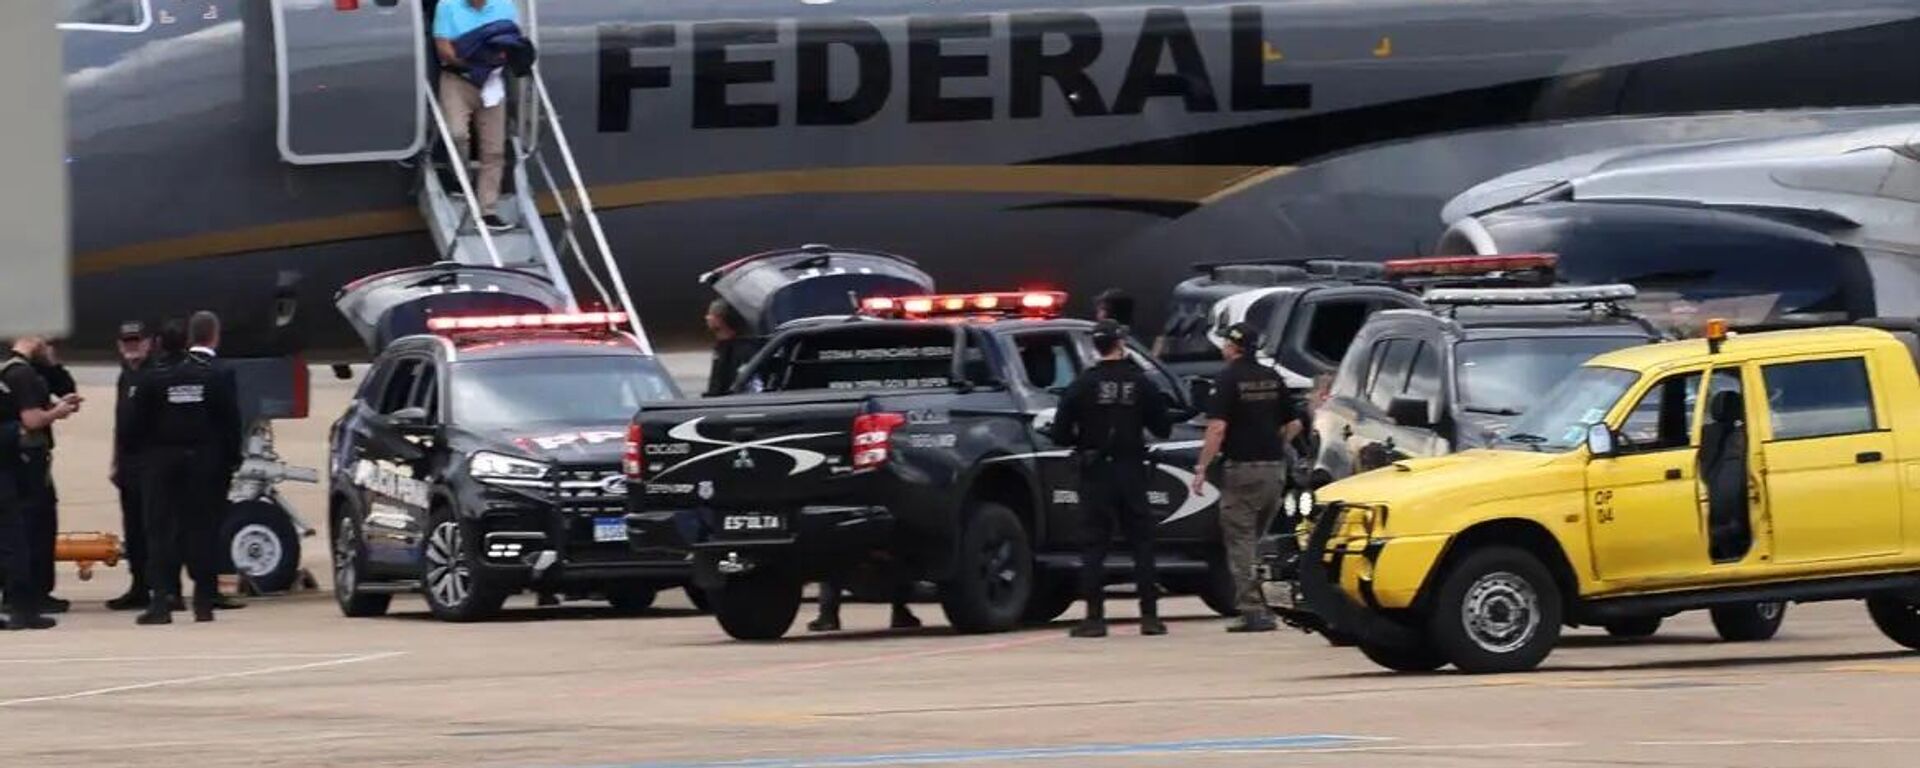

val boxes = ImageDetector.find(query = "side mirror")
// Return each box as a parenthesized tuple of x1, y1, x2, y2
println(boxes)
(1387, 396, 1434, 430)
(389, 406, 430, 427)
(1585, 423, 1616, 457)
(1186, 376, 1215, 410)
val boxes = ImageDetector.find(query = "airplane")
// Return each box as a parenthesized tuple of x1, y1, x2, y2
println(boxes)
(55, 0, 1920, 358)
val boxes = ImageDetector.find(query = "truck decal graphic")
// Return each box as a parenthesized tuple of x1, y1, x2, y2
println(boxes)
(653, 417, 841, 479)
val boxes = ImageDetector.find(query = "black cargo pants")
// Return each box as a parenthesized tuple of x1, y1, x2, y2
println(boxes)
(141, 448, 223, 605)
(1077, 454, 1158, 618)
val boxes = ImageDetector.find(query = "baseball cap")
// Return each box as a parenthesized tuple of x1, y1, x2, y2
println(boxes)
(117, 320, 149, 341)
(1223, 321, 1260, 349)
(1091, 319, 1127, 346)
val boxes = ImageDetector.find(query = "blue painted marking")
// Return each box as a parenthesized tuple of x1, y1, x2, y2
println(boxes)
(589, 734, 1377, 768)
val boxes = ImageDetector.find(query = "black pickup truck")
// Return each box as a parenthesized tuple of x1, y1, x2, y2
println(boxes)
(625, 292, 1238, 640)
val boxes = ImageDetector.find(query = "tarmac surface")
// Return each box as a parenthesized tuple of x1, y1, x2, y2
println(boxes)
(7, 359, 1920, 767)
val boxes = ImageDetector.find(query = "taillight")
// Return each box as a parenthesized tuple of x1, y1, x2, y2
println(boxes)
(623, 422, 643, 478)
(852, 412, 907, 471)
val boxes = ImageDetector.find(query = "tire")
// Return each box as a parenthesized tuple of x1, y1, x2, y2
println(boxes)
(1603, 616, 1664, 639)
(714, 568, 803, 641)
(1866, 595, 1920, 650)
(1359, 641, 1446, 672)
(685, 584, 713, 614)
(939, 502, 1034, 634)
(1711, 601, 1786, 642)
(1427, 546, 1564, 674)
(1196, 552, 1241, 618)
(1022, 571, 1077, 625)
(421, 509, 508, 623)
(223, 500, 302, 595)
(331, 506, 390, 618)
(605, 584, 658, 615)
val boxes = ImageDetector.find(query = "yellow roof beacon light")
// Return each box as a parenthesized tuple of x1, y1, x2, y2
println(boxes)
(1705, 317, 1729, 354)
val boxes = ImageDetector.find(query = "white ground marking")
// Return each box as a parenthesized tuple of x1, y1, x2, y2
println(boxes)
(0, 652, 371, 664)
(0, 650, 406, 708)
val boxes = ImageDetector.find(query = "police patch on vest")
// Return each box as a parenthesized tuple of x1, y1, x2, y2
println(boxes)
(167, 384, 206, 404)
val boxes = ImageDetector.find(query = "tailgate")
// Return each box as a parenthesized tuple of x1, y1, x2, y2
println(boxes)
(635, 395, 867, 510)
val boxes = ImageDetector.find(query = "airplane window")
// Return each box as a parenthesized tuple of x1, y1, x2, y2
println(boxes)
(59, 0, 148, 29)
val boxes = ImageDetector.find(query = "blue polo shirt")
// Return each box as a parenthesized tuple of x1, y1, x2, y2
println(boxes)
(433, 0, 519, 40)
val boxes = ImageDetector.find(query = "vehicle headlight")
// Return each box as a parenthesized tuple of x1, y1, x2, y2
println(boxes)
(469, 451, 550, 484)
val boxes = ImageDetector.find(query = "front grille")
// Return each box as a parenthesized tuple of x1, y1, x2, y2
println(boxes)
(550, 465, 627, 511)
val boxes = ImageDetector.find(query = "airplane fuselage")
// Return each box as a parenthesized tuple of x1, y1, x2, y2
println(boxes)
(59, 0, 1920, 355)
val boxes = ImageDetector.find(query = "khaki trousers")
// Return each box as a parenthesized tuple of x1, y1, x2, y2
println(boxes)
(439, 72, 506, 212)
(1220, 461, 1285, 615)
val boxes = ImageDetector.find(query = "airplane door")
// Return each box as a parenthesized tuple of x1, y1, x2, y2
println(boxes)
(272, 0, 427, 164)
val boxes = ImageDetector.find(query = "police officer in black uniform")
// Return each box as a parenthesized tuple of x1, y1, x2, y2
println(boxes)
(1, 337, 81, 617)
(0, 360, 66, 630)
(126, 321, 242, 625)
(1050, 320, 1174, 638)
(108, 321, 166, 610)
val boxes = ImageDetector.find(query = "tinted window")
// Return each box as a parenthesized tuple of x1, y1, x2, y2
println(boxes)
(60, 0, 145, 28)
(1618, 372, 1700, 452)
(449, 356, 678, 431)
(1405, 342, 1441, 403)
(1367, 340, 1417, 410)
(1301, 300, 1374, 366)
(1455, 336, 1646, 416)
(378, 359, 422, 414)
(779, 328, 957, 392)
(1761, 358, 1876, 440)
(1014, 333, 1082, 390)
(411, 365, 440, 423)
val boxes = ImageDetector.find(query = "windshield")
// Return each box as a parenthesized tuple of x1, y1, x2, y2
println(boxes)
(450, 356, 678, 430)
(1456, 336, 1646, 416)
(1499, 366, 1640, 452)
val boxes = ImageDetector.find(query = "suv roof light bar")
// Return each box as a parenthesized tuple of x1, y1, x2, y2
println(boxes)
(1422, 284, 1638, 307)
(860, 291, 1066, 319)
(426, 311, 630, 332)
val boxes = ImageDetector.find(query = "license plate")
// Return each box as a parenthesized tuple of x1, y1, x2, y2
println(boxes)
(593, 517, 627, 543)
(721, 513, 785, 534)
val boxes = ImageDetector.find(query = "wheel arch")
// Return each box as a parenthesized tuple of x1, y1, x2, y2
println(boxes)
(1418, 518, 1579, 617)
(963, 461, 1043, 543)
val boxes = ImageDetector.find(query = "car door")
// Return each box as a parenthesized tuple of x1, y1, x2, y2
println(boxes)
(1349, 337, 1416, 471)
(1587, 368, 1707, 583)
(1009, 330, 1091, 550)
(1379, 338, 1451, 460)
(352, 353, 435, 568)
(1126, 342, 1213, 544)
(1755, 354, 1901, 565)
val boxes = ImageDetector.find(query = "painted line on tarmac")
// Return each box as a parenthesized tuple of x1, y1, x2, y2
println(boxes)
(589, 735, 1385, 768)
(0, 652, 374, 665)
(0, 651, 407, 708)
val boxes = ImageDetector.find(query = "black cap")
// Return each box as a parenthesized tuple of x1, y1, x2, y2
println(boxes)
(117, 320, 148, 340)
(1091, 319, 1127, 347)
(1223, 321, 1260, 350)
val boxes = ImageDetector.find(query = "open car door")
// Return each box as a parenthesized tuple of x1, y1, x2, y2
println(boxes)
(701, 245, 934, 336)
(335, 263, 570, 355)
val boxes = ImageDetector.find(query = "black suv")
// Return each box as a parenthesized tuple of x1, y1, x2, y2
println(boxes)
(1313, 284, 1662, 483)
(326, 312, 689, 622)
(1157, 259, 1425, 386)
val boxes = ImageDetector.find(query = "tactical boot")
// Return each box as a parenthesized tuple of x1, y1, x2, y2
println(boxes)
(4, 613, 56, 630)
(106, 587, 150, 611)
(890, 605, 923, 630)
(807, 609, 842, 633)
(137, 595, 173, 626)
(1139, 602, 1167, 636)
(193, 594, 216, 623)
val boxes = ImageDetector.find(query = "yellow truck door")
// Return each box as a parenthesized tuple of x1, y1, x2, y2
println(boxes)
(1588, 369, 1707, 582)
(1756, 355, 1901, 564)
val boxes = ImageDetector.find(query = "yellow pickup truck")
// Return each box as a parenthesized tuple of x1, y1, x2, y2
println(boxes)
(1273, 321, 1920, 673)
